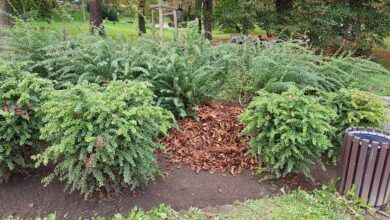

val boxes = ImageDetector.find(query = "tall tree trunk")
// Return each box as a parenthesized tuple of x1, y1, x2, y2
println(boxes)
(89, 0, 103, 34)
(1, 0, 12, 27)
(82, 0, 87, 23)
(275, 0, 293, 24)
(138, 0, 146, 35)
(203, 0, 212, 40)
(195, 0, 202, 33)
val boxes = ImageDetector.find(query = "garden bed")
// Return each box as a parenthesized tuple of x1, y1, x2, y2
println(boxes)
(0, 102, 339, 219)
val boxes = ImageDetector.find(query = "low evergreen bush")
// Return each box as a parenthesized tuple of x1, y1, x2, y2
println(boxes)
(0, 60, 52, 182)
(33, 81, 174, 198)
(0, 26, 60, 76)
(135, 22, 234, 117)
(321, 88, 388, 150)
(2, 25, 387, 119)
(222, 42, 389, 102)
(239, 88, 336, 179)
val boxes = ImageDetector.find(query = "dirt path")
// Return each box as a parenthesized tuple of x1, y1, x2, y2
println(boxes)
(0, 157, 338, 219)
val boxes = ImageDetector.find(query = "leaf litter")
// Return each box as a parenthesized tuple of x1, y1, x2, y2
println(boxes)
(161, 102, 258, 175)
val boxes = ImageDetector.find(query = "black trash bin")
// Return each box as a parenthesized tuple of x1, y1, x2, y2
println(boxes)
(338, 127, 390, 207)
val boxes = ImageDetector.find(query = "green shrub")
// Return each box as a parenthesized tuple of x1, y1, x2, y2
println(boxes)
(36, 35, 127, 87)
(0, 26, 60, 76)
(0, 60, 52, 182)
(136, 24, 233, 118)
(239, 88, 336, 179)
(321, 88, 388, 148)
(33, 81, 174, 198)
(222, 42, 389, 102)
(11, 21, 232, 118)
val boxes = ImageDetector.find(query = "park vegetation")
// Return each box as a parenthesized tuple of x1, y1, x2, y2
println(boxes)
(0, 22, 388, 193)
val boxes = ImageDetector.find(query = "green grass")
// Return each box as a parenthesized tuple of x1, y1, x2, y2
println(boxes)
(24, 8, 263, 41)
(28, 19, 263, 41)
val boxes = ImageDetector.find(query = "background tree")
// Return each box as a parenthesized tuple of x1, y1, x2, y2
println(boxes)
(195, 0, 202, 33)
(203, 0, 212, 40)
(214, 0, 257, 34)
(1, 0, 12, 26)
(89, 0, 103, 34)
(256, 0, 390, 54)
(138, 0, 146, 35)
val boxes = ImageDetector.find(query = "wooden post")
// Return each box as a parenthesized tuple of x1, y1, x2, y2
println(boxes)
(151, 10, 155, 39)
(159, 7, 164, 44)
(173, 9, 178, 39)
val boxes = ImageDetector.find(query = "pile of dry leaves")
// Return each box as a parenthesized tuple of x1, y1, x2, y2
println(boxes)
(161, 102, 258, 175)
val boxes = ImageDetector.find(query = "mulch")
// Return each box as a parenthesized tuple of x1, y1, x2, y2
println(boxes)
(161, 102, 258, 175)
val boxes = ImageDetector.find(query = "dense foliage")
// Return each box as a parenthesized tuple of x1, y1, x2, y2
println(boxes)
(2, 24, 388, 116)
(33, 81, 174, 198)
(214, 0, 257, 34)
(222, 42, 388, 102)
(239, 88, 336, 179)
(36, 35, 124, 87)
(133, 23, 234, 117)
(3, 22, 233, 118)
(256, 0, 390, 54)
(7, 0, 58, 19)
(321, 88, 388, 147)
(0, 60, 52, 182)
(0, 26, 60, 64)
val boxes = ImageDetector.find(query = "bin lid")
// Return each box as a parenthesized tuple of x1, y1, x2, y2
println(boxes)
(350, 131, 390, 143)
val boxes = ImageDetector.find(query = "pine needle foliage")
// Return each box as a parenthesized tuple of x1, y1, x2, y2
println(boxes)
(36, 35, 130, 87)
(0, 26, 60, 76)
(239, 88, 337, 179)
(320, 88, 388, 150)
(33, 81, 174, 198)
(132, 22, 234, 118)
(1, 24, 387, 117)
(222, 42, 389, 102)
(2, 22, 233, 118)
(0, 59, 53, 182)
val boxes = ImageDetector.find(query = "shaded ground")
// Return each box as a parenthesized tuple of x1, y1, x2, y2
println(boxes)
(0, 157, 338, 219)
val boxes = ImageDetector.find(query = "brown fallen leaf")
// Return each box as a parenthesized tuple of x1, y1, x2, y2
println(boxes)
(161, 103, 258, 175)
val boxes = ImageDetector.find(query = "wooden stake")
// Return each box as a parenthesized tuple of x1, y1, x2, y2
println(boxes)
(173, 9, 178, 39)
(159, 7, 164, 44)
(151, 10, 155, 39)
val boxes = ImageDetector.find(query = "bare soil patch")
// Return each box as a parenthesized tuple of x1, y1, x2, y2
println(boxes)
(0, 158, 338, 219)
